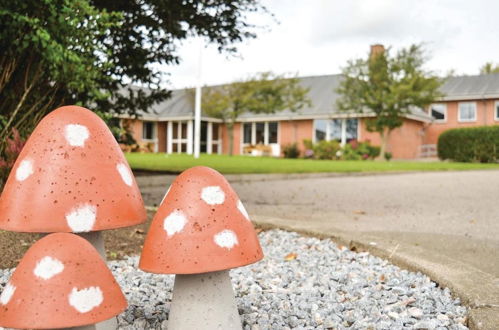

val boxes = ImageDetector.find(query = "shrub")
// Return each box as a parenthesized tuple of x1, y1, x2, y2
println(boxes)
(384, 152, 392, 161)
(282, 143, 300, 158)
(313, 140, 341, 160)
(341, 140, 381, 160)
(0, 129, 25, 189)
(438, 126, 499, 162)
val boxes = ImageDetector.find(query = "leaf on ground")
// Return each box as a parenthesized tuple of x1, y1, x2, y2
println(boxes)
(353, 210, 366, 215)
(284, 252, 298, 261)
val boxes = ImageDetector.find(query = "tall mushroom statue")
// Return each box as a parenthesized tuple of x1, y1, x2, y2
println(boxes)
(0, 233, 127, 329)
(139, 166, 264, 330)
(0, 105, 146, 258)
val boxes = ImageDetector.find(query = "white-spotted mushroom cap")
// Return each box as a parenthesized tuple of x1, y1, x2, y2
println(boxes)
(0, 105, 146, 233)
(139, 166, 263, 274)
(0, 233, 127, 329)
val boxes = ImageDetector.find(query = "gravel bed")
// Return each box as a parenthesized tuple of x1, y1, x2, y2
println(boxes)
(0, 229, 468, 329)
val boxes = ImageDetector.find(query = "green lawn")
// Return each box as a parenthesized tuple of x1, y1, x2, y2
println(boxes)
(125, 153, 499, 174)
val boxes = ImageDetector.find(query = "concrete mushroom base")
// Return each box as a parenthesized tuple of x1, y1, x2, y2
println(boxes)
(168, 270, 242, 330)
(77, 232, 107, 261)
(66, 317, 117, 330)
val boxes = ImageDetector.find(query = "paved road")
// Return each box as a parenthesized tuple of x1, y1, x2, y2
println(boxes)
(138, 170, 499, 278)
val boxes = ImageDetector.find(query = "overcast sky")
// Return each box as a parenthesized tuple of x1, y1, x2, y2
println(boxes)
(162, 0, 499, 89)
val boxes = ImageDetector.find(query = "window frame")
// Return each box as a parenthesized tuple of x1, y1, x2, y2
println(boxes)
(429, 103, 447, 123)
(458, 102, 477, 122)
(495, 101, 499, 121)
(142, 121, 156, 141)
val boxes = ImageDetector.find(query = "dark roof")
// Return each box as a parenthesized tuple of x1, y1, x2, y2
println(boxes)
(439, 74, 499, 100)
(132, 73, 499, 122)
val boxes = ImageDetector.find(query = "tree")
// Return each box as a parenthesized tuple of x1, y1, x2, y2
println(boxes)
(0, 0, 269, 155)
(480, 62, 499, 74)
(336, 44, 443, 159)
(202, 72, 311, 155)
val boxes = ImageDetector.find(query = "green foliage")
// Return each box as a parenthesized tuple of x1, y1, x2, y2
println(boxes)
(479, 62, 499, 74)
(341, 141, 380, 160)
(0, 0, 267, 156)
(282, 143, 300, 158)
(336, 44, 443, 158)
(384, 152, 392, 161)
(438, 126, 499, 163)
(312, 140, 341, 160)
(203, 72, 311, 155)
(0, 0, 121, 150)
(0, 129, 25, 187)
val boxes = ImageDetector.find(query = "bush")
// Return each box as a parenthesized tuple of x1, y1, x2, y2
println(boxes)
(342, 140, 380, 160)
(384, 152, 392, 161)
(282, 143, 300, 158)
(0, 129, 25, 189)
(438, 126, 499, 162)
(312, 140, 341, 160)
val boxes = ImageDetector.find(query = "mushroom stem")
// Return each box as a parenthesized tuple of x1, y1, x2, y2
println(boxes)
(77, 231, 107, 261)
(168, 270, 242, 330)
(64, 317, 117, 329)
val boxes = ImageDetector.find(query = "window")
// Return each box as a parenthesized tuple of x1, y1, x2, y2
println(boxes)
(329, 119, 342, 140)
(430, 104, 446, 122)
(255, 123, 265, 144)
(314, 120, 327, 141)
(268, 122, 278, 143)
(242, 122, 280, 145)
(142, 122, 155, 140)
(314, 119, 358, 142)
(346, 119, 358, 141)
(243, 123, 252, 144)
(495, 101, 499, 121)
(458, 102, 477, 122)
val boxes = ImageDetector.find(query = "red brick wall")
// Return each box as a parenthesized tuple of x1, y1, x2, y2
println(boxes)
(425, 99, 499, 145)
(360, 118, 425, 159)
(123, 119, 142, 144)
(279, 120, 314, 153)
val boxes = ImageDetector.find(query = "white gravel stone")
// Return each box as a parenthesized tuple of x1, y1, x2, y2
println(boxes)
(0, 230, 468, 329)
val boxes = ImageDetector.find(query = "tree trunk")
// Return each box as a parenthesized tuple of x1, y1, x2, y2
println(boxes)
(379, 128, 391, 160)
(227, 121, 234, 156)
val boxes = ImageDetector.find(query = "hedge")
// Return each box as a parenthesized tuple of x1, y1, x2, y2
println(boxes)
(437, 126, 499, 162)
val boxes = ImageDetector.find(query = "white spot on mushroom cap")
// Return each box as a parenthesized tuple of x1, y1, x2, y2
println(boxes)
(237, 200, 250, 220)
(0, 282, 15, 305)
(214, 230, 239, 249)
(34, 256, 64, 280)
(201, 186, 225, 205)
(16, 159, 34, 181)
(64, 124, 89, 147)
(160, 186, 171, 205)
(68, 286, 103, 313)
(116, 163, 133, 186)
(66, 204, 97, 233)
(163, 209, 187, 237)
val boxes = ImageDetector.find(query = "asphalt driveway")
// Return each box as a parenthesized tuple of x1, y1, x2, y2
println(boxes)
(138, 170, 499, 278)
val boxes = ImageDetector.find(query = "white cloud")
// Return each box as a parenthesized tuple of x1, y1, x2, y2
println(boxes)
(160, 0, 499, 89)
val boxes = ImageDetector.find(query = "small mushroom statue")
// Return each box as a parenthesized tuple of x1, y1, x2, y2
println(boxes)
(0, 233, 127, 329)
(0, 105, 146, 258)
(139, 166, 264, 330)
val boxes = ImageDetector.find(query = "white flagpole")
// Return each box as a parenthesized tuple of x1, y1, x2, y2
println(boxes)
(193, 39, 203, 159)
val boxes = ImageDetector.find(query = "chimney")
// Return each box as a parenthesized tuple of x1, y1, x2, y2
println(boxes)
(370, 44, 385, 58)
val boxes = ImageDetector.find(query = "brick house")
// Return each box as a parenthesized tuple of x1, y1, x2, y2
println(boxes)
(119, 73, 499, 159)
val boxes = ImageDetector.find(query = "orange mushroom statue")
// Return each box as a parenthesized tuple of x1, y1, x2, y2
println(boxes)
(0, 233, 127, 329)
(139, 166, 264, 330)
(0, 105, 146, 258)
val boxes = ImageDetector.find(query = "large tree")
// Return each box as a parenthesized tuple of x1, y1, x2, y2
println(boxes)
(202, 72, 311, 155)
(0, 0, 268, 154)
(480, 62, 499, 74)
(336, 44, 443, 158)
